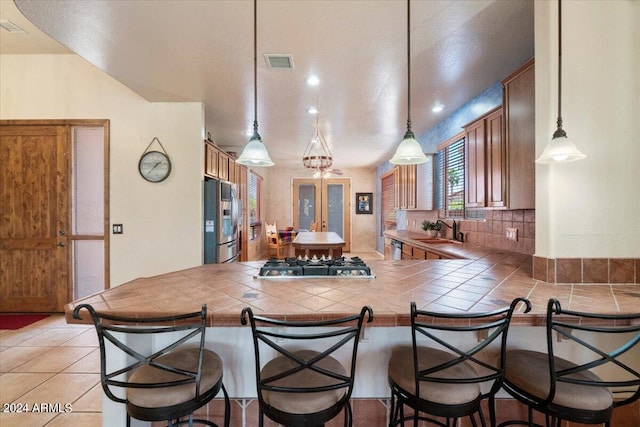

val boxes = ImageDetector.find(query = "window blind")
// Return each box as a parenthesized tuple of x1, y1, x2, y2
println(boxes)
(437, 137, 465, 218)
(248, 171, 262, 225)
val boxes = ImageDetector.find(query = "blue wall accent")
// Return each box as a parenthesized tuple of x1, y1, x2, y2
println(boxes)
(375, 81, 503, 253)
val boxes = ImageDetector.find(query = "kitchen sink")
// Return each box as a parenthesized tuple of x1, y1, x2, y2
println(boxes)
(413, 238, 457, 244)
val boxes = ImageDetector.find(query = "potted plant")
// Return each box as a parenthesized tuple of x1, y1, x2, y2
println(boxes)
(422, 220, 441, 238)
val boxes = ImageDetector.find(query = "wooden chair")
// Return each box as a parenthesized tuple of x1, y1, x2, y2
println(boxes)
(388, 298, 531, 427)
(265, 222, 289, 259)
(241, 306, 374, 427)
(72, 304, 229, 427)
(309, 221, 318, 232)
(499, 298, 640, 427)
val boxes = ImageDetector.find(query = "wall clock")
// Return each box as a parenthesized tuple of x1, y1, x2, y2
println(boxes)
(138, 137, 172, 183)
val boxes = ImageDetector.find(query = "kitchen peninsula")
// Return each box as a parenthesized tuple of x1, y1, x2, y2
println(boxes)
(65, 242, 639, 426)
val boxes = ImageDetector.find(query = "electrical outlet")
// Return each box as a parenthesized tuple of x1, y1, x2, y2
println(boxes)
(506, 227, 518, 241)
(113, 224, 123, 234)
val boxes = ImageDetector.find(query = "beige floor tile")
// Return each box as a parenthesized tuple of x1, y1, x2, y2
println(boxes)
(46, 411, 102, 427)
(0, 372, 56, 402)
(71, 383, 102, 412)
(19, 328, 88, 347)
(0, 411, 57, 427)
(0, 346, 53, 372)
(18, 373, 100, 407)
(62, 348, 100, 373)
(12, 346, 95, 373)
(0, 328, 49, 347)
(60, 329, 98, 347)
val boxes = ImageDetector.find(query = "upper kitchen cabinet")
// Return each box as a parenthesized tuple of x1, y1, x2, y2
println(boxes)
(393, 155, 435, 210)
(464, 106, 504, 208)
(503, 58, 535, 210)
(204, 140, 219, 178)
(463, 58, 534, 210)
(204, 139, 245, 187)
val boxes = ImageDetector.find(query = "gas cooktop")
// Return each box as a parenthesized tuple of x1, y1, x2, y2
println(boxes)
(256, 256, 375, 278)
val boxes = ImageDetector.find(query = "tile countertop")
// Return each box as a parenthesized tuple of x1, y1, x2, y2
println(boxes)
(65, 231, 639, 327)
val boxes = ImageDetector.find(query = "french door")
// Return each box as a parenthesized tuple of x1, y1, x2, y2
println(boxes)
(292, 178, 351, 252)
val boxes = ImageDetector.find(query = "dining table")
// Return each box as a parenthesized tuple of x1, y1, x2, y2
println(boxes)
(292, 231, 345, 259)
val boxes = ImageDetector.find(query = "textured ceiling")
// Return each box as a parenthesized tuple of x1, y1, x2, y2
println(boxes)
(6, 0, 534, 169)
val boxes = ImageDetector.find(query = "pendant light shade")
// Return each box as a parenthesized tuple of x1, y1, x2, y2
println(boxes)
(237, 126, 273, 166)
(236, 0, 274, 167)
(390, 0, 428, 165)
(536, 0, 585, 164)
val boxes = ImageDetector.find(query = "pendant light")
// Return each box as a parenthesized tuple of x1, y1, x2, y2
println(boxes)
(237, 0, 274, 167)
(303, 117, 333, 171)
(390, 0, 428, 165)
(536, 0, 585, 164)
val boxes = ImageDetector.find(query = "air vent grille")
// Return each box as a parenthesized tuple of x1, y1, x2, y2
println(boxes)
(0, 20, 27, 33)
(264, 54, 294, 69)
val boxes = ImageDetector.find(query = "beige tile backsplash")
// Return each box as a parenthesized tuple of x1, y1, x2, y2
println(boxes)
(404, 209, 535, 255)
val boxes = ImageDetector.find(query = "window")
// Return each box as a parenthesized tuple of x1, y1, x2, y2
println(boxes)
(248, 170, 262, 225)
(436, 136, 465, 218)
(380, 170, 396, 235)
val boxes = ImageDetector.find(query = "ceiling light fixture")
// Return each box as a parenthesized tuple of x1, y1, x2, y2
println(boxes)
(390, 0, 428, 165)
(432, 102, 444, 113)
(535, 0, 585, 164)
(302, 117, 333, 172)
(307, 107, 319, 115)
(237, 0, 274, 167)
(307, 75, 320, 86)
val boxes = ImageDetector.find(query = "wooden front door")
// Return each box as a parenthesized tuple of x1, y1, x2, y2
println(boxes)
(0, 123, 70, 312)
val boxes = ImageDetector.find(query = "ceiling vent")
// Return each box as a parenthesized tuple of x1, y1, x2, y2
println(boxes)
(0, 20, 27, 33)
(264, 54, 294, 69)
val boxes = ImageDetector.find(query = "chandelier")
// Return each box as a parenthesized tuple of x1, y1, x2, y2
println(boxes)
(302, 118, 333, 170)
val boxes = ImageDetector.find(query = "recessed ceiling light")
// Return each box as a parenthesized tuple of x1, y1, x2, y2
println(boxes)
(432, 102, 444, 113)
(307, 107, 319, 115)
(307, 75, 320, 86)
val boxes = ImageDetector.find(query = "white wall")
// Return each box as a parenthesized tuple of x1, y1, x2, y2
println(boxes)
(262, 167, 378, 253)
(0, 54, 205, 286)
(534, 0, 640, 258)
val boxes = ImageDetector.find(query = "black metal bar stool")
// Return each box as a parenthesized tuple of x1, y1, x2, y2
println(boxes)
(73, 304, 230, 427)
(499, 298, 640, 427)
(240, 306, 373, 427)
(387, 298, 531, 427)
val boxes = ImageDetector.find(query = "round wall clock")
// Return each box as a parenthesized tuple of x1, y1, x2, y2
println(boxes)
(138, 150, 172, 183)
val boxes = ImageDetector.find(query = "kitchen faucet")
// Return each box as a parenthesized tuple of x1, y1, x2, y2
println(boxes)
(436, 219, 462, 242)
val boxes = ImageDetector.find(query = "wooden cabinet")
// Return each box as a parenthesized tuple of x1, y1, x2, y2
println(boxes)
(412, 247, 427, 260)
(464, 106, 503, 208)
(204, 141, 219, 178)
(486, 108, 506, 208)
(462, 58, 534, 211)
(393, 155, 435, 210)
(502, 58, 535, 210)
(217, 151, 229, 181)
(464, 118, 486, 208)
(401, 242, 413, 260)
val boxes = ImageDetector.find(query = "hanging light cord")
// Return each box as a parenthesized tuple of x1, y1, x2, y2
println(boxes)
(253, 0, 259, 137)
(406, 0, 412, 135)
(553, 0, 566, 138)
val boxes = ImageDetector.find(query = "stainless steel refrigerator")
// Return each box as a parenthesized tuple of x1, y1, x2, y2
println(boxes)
(204, 179, 239, 263)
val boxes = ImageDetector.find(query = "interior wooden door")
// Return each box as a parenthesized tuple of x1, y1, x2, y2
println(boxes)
(293, 178, 351, 252)
(0, 123, 70, 312)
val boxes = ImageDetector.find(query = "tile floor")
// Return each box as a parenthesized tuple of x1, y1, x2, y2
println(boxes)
(0, 314, 102, 427)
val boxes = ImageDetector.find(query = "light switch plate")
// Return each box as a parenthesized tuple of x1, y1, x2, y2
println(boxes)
(506, 227, 518, 241)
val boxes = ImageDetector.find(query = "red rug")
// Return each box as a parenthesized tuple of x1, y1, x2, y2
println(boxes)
(0, 314, 50, 330)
